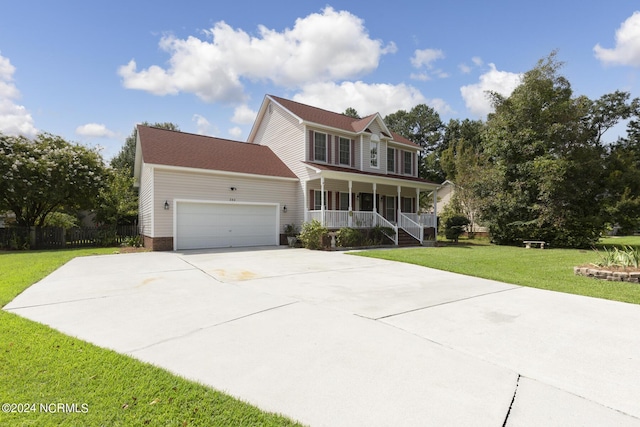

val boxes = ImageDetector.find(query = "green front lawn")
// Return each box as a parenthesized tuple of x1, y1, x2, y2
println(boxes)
(0, 248, 303, 427)
(355, 237, 640, 305)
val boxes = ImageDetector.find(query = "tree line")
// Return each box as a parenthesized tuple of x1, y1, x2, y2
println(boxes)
(377, 52, 640, 247)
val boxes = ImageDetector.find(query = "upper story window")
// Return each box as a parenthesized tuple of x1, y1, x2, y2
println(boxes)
(387, 148, 395, 173)
(314, 132, 327, 162)
(370, 140, 379, 168)
(339, 137, 351, 165)
(404, 151, 413, 175)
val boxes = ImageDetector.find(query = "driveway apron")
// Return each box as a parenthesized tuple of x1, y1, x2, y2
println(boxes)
(5, 248, 640, 426)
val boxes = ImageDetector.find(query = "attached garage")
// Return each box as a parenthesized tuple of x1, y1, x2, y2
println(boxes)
(175, 201, 279, 250)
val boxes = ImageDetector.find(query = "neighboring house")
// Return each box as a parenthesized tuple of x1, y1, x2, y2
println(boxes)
(134, 94, 440, 251)
(436, 180, 488, 234)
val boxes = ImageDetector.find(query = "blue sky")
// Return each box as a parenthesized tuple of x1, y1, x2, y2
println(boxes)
(1, 1, 639, 159)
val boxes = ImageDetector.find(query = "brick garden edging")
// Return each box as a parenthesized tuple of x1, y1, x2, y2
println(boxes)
(574, 266, 640, 283)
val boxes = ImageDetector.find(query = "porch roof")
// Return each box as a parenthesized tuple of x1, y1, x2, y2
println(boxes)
(304, 162, 440, 190)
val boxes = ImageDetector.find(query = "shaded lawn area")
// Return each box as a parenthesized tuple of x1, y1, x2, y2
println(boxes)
(355, 238, 640, 305)
(0, 248, 303, 427)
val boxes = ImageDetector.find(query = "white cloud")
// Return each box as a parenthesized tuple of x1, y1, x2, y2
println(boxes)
(460, 63, 522, 117)
(458, 63, 472, 74)
(75, 123, 115, 138)
(228, 126, 243, 139)
(0, 53, 37, 137)
(594, 11, 640, 67)
(118, 7, 396, 103)
(231, 105, 256, 124)
(410, 49, 448, 81)
(472, 56, 483, 67)
(293, 81, 453, 117)
(410, 48, 444, 69)
(192, 114, 212, 135)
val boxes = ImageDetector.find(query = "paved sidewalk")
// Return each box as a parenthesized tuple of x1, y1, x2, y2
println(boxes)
(5, 247, 640, 426)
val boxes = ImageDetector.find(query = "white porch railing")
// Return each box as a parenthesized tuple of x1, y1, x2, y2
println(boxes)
(306, 210, 398, 244)
(399, 213, 423, 243)
(403, 212, 437, 229)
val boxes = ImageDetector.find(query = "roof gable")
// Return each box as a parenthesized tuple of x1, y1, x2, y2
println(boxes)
(261, 95, 419, 149)
(136, 125, 296, 179)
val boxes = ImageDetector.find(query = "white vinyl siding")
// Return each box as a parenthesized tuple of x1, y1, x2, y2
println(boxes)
(152, 167, 298, 238)
(138, 164, 154, 236)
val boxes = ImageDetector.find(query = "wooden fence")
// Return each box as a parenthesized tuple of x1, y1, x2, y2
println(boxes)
(0, 225, 139, 250)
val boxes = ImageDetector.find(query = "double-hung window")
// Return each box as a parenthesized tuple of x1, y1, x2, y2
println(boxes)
(387, 148, 395, 172)
(314, 132, 327, 162)
(314, 191, 328, 210)
(339, 192, 349, 210)
(404, 151, 413, 175)
(339, 137, 350, 165)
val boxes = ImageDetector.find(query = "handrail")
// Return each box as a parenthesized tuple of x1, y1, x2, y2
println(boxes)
(399, 213, 423, 243)
(373, 212, 398, 245)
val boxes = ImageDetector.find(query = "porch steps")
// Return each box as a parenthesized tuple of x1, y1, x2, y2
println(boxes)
(397, 229, 421, 247)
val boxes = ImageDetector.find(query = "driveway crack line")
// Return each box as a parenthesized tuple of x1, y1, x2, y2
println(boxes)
(126, 301, 299, 354)
(374, 286, 523, 320)
(502, 374, 520, 427)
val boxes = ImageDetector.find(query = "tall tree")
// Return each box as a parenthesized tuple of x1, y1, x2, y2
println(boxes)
(343, 107, 360, 119)
(111, 122, 179, 176)
(0, 133, 106, 227)
(384, 105, 444, 182)
(479, 52, 609, 247)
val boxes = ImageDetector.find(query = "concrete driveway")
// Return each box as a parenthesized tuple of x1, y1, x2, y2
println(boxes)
(5, 247, 640, 426)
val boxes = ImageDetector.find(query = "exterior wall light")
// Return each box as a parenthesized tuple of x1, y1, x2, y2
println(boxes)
(230, 187, 237, 191)
(164, 200, 170, 210)
(283, 205, 287, 212)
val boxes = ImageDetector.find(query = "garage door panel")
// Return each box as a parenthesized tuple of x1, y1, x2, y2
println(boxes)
(176, 202, 277, 250)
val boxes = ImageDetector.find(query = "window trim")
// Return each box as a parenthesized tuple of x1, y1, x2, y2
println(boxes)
(370, 140, 379, 168)
(387, 147, 395, 173)
(314, 132, 328, 163)
(339, 137, 351, 166)
(404, 151, 413, 175)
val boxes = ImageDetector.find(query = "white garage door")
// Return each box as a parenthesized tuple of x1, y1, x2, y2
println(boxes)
(176, 202, 278, 250)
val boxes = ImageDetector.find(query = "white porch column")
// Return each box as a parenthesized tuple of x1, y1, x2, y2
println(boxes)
(416, 188, 420, 214)
(433, 189, 438, 237)
(372, 182, 377, 214)
(320, 176, 325, 226)
(397, 185, 402, 222)
(303, 181, 308, 222)
(348, 180, 353, 227)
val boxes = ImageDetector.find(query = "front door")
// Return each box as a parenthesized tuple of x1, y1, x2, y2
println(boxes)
(360, 193, 373, 211)
(385, 196, 396, 222)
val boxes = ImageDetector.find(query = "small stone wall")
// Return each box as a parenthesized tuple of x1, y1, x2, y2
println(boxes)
(574, 266, 640, 283)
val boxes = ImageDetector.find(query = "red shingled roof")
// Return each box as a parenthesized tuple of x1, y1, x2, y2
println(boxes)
(269, 95, 420, 149)
(137, 125, 297, 179)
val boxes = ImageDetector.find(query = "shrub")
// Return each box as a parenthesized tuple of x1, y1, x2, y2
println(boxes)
(444, 215, 470, 243)
(593, 246, 640, 268)
(299, 220, 328, 250)
(336, 227, 363, 247)
(368, 225, 394, 245)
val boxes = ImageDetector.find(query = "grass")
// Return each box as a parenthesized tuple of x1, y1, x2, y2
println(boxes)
(355, 236, 640, 305)
(0, 248, 303, 427)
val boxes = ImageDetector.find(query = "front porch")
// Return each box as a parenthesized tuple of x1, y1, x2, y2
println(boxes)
(303, 169, 439, 246)
(306, 209, 437, 245)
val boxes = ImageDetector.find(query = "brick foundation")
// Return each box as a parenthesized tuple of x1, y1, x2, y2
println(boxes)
(143, 235, 174, 251)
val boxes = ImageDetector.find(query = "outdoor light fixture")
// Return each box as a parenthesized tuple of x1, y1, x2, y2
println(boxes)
(283, 205, 287, 212)
(164, 200, 170, 210)
(230, 187, 237, 191)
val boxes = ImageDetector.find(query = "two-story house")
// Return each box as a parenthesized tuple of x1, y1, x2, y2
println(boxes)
(134, 94, 439, 250)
